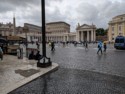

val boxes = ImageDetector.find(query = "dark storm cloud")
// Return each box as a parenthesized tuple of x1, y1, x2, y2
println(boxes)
(75, 0, 125, 28)
(0, 0, 41, 13)
(46, 7, 67, 23)
(1, 0, 40, 6)
(0, 2, 15, 13)
(0, 0, 125, 30)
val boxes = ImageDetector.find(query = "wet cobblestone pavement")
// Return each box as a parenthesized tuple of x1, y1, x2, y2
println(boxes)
(9, 44, 125, 94)
(9, 68, 125, 94)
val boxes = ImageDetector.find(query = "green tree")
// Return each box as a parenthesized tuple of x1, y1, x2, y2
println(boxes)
(96, 28, 107, 36)
(104, 29, 108, 35)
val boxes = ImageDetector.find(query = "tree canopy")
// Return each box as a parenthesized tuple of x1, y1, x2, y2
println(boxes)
(96, 28, 108, 36)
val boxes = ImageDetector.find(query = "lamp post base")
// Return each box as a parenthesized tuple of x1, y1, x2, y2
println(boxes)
(37, 56, 52, 68)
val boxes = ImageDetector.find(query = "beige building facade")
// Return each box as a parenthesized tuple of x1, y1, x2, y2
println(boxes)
(46, 21, 76, 42)
(17, 23, 42, 42)
(0, 22, 14, 36)
(0, 16, 17, 36)
(108, 14, 125, 42)
(76, 24, 96, 42)
(17, 22, 97, 43)
(2, 17, 96, 43)
(17, 21, 76, 42)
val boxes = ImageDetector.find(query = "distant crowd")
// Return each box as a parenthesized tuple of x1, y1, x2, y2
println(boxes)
(0, 40, 109, 61)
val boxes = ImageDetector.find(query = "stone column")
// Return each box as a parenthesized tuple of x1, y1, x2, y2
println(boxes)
(87, 31, 89, 41)
(77, 31, 79, 41)
(79, 31, 80, 41)
(91, 30, 94, 42)
(94, 30, 96, 41)
(67, 35, 69, 41)
(93, 31, 95, 41)
(78, 31, 80, 41)
(81, 31, 83, 41)
(80, 31, 82, 41)
(79, 31, 81, 41)
(69, 36, 70, 41)
(82, 32, 84, 41)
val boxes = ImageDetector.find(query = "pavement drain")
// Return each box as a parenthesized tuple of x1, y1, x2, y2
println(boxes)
(15, 69, 40, 77)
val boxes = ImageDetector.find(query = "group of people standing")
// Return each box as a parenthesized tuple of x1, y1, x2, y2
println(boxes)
(29, 41, 55, 60)
(28, 50, 42, 60)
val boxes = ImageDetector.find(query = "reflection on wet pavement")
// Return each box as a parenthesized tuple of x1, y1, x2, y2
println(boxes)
(9, 68, 125, 94)
(7, 44, 125, 94)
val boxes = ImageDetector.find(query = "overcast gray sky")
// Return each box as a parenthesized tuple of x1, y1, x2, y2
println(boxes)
(0, 0, 125, 31)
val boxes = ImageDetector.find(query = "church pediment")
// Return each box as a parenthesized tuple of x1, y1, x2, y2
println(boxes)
(76, 24, 96, 30)
(80, 24, 91, 29)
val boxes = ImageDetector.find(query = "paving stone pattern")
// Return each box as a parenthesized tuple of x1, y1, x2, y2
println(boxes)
(9, 68, 125, 94)
(9, 44, 125, 94)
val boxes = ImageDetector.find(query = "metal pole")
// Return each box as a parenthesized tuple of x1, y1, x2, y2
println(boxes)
(41, 0, 46, 57)
(37, 0, 52, 67)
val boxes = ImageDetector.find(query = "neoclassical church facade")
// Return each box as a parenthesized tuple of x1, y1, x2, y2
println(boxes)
(76, 23, 96, 42)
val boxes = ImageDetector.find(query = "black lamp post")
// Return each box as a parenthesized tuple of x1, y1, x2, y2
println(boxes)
(37, 0, 52, 68)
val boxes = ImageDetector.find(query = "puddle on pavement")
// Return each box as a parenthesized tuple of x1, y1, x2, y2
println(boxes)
(15, 69, 40, 77)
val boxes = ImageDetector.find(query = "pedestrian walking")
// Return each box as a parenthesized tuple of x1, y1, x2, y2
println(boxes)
(97, 41, 103, 54)
(84, 41, 88, 50)
(0, 46, 3, 60)
(36, 42, 40, 49)
(74, 42, 77, 47)
(103, 42, 107, 52)
(51, 41, 55, 51)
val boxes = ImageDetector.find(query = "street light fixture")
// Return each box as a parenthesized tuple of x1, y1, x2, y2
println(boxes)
(37, 0, 52, 68)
